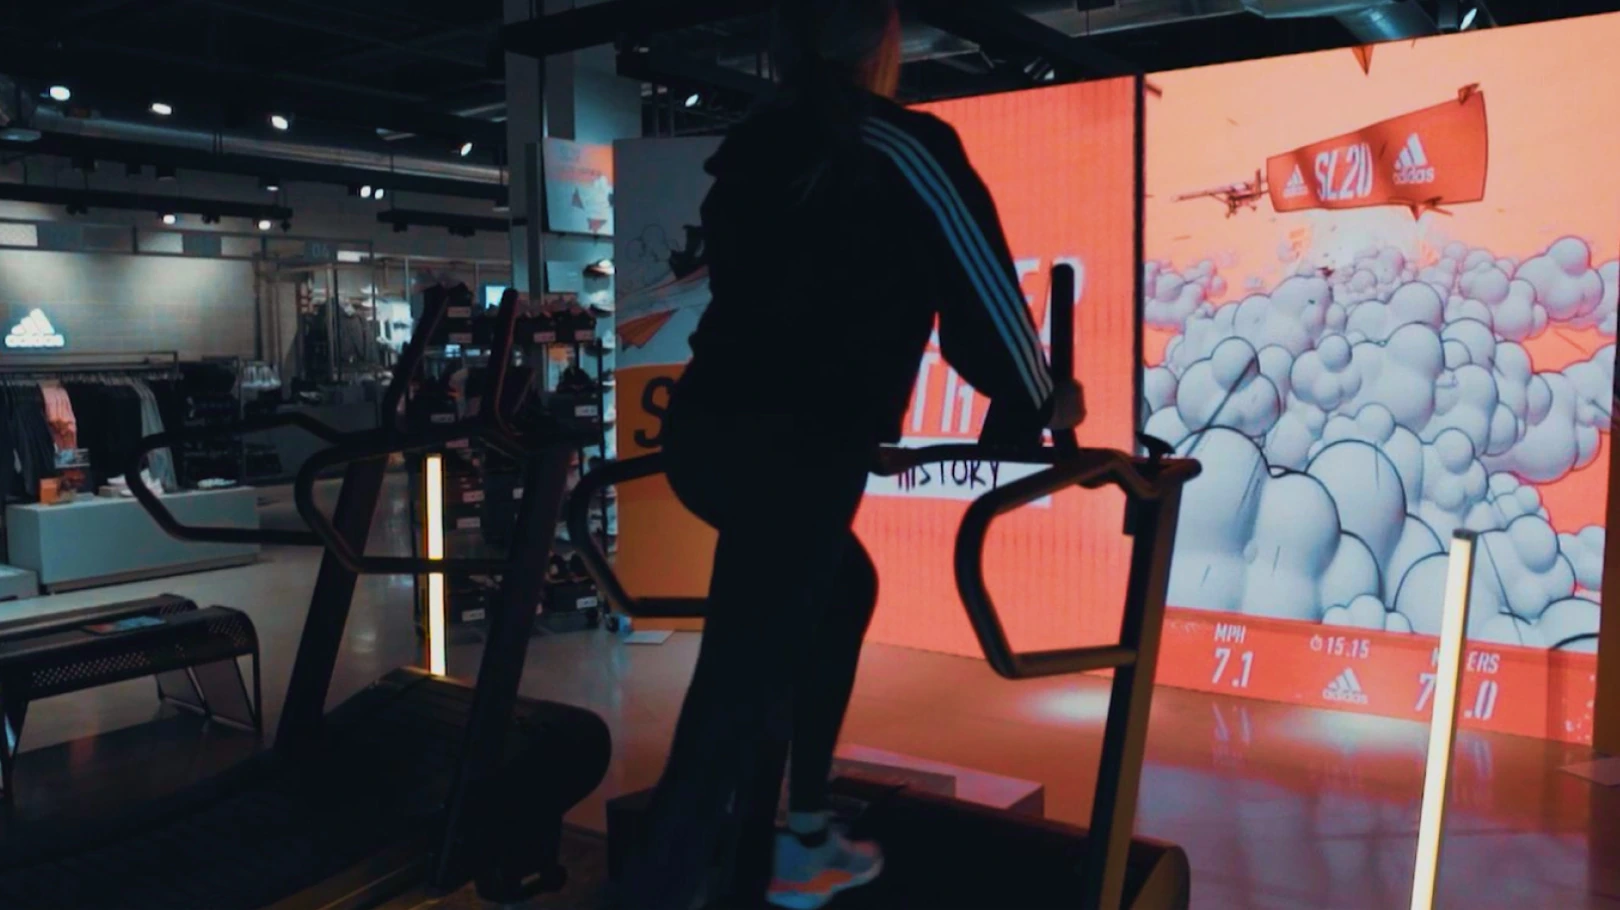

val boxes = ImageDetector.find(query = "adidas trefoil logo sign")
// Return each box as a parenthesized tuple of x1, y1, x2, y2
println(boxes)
(4, 309, 66, 349)
(1393, 133, 1436, 186)
(1283, 165, 1309, 200)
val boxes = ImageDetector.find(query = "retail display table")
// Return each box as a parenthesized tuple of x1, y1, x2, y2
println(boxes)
(0, 566, 38, 603)
(5, 489, 260, 593)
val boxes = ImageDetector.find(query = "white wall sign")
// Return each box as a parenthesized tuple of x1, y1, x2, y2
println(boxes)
(4, 309, 66, 349)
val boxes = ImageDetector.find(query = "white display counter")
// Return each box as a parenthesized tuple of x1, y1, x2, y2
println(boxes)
(5, 489, 260, 593)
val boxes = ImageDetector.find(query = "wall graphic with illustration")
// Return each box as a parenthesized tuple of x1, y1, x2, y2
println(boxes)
(1144, 15, 1620, 742)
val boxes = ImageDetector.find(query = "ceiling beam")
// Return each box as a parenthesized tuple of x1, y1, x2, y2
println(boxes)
(195, 0, 488, 70)
(378, 209, 509, 234)
(5, 131, 508, 203)
(617, 49, 774, 100)
(0, 31, 506, 146)
(915, 1, 1138, 79)
(502, 0, 771, 59)
(0, 182, 293, 220)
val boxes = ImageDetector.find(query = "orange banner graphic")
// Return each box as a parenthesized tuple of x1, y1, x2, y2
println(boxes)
(1267, 88, 1488, 216)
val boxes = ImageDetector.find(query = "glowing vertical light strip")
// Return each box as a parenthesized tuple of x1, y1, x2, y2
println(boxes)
(424, 454, 447, 676)
(1410, 530, 1477, 910)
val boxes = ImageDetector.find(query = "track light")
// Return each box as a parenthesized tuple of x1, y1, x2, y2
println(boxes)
(257, 218, 272, 231)
(269, 113, 290, 131)
(156, 165, 176, 181)
(458, 141, 473, 157)
(261, 176, 280, 193)
(150, 101, 173, 116)
(684, 92, 701, 108)
(160, 213, 177, 225)
(48, 85, 71, 103)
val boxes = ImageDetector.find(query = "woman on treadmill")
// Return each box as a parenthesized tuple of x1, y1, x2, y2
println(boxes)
(615, 2, 1084, 908)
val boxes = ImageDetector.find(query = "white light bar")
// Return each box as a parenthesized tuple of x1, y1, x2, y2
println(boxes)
(1410, 529, 1477, 910)
(424, 453, 447, 677)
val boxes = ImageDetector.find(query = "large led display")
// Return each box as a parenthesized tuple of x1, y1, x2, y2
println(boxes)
(1143, 16, 1620, 742)
(613, 80, 1142, 658)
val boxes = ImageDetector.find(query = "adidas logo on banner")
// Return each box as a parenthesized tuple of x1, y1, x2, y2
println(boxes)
(4, 309, 65, 349)
(1283, 165, 1309, 199)
(1322, 668, 1369, 705)
(1394, 133, 1436, 185)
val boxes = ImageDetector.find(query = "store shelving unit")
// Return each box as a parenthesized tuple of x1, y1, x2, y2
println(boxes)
(408, 278, 615, 641)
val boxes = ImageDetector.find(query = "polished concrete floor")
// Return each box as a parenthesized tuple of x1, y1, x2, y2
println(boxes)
(3, 485, 1618, 909)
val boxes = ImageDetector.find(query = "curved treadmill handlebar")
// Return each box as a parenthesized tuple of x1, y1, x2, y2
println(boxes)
(125, 282, 570, 575)
(564, 262, 1203, 682)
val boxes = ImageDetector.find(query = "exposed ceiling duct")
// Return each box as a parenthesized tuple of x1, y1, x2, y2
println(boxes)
(28, 108, 505, 188)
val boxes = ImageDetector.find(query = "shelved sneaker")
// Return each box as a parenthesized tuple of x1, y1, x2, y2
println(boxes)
(556, 366, 598, 396)
(767, 819, 883, 910)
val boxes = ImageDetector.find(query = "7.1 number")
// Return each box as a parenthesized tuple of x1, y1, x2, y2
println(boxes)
(1213, 647, 1254, 689)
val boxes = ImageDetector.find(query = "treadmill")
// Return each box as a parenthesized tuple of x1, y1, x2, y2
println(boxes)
(0, 290, 611, 909)
(569, 265, 1201, 910)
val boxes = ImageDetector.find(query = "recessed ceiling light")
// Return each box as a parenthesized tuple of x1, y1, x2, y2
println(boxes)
(150, 101, 173, 116)
(458, 141, 474, 157)
(48, 85, 71, 103)
(269, 113, 290, 130)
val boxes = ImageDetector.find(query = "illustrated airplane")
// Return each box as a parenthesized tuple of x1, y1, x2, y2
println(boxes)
(1174, 169, 1268, 217)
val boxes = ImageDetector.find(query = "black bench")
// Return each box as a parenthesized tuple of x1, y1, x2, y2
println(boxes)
(0, 593, 261, 803)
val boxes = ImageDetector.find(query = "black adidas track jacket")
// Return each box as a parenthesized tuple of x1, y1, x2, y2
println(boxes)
(678, 88, 1055, 445)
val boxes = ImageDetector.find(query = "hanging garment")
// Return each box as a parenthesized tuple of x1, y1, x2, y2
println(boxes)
(4, 384, 58, 499)
(131, 379, 177, 491)
(39, 381, 78, 452)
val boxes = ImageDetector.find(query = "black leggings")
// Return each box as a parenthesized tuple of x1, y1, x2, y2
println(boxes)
(619, 404, 878, 909)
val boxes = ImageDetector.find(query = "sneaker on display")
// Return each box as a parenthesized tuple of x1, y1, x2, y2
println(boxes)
(556, 366, 598, 396)
(767, 818, 884, 910)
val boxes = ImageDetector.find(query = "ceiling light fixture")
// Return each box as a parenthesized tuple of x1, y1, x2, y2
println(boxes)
(360, 185, 374, 199)
(1460, 6, 1479, 29)
(261, 176, 280, 193)
(257, 218, 273, 231)
(458, 141, 474, 157)
(684, 93, 701, 108)
(48, 85, 71, 103)
(269, 113, 290, 131)
(373, 187, 386, 201)
(160, 213, 177, 225)
(150, 101, 173, 116)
